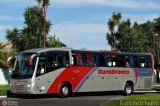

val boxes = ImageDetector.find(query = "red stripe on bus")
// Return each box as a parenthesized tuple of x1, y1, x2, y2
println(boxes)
(47, 66, 94, 93)
(133, 68, 138, 85)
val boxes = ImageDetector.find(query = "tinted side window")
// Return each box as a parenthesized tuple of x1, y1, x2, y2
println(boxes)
(72, 52, 81, 66)
(139, 56, 151, 68)
(81, 53, 88, 66)
(130, 56, 138, 67)
(106, 55, 117, 67)
(98, 54, 106, 66)
(130, 55, 151, 68)
(107, 55, 112, 66)
(112, 55, 117, 66)
(36, 56, 46, 77)
(139, 56, 145, 67)
(145, 56, 152, 68)
(117, 55, 126, 67)
(72, 52, 93, 66)
(46, 51, 69, 73)
(92, 54, 98, 66)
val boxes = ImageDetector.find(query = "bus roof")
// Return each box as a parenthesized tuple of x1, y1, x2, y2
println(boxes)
(19, 48, 152, 56)
(20, 48, 72, 54)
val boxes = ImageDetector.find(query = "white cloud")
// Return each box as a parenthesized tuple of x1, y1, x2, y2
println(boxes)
(0, 25, 12, 31)
(51, 22, 110, 50)
(123, 14, 159, 24)
(0, 0, 36, 6)
(52, 0, 159, 9)
(0, 16, 23, 21)
(1, 0, 159, 9)
(0, 25, 13, 41)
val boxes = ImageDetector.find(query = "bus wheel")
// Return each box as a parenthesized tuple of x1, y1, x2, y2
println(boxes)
(123, 83, 133, 96)
(58, 83, 71, 98)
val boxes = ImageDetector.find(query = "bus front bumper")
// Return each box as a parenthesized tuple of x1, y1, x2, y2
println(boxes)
(10, 86, 33, 94)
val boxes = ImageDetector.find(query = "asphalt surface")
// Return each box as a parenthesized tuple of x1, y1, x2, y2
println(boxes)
(1, 91, 158, 106)
(0, 92, 124, 106)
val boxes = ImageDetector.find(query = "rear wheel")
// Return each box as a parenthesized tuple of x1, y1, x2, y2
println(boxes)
(58, 83, 71, 98)
(123, 83, 133, 96)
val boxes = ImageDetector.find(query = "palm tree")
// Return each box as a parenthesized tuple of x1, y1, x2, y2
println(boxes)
(6, 28, 20, 52)
(47, 35, 66, 47)
(36, 0, 50, 48)
(6, 6, 52, 52)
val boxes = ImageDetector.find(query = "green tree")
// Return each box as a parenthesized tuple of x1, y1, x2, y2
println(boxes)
(153, 17, 160, 82)
(47, 35, 66, 47)
(106, 13, 160, 82)
(23, 6, 51, 48)
(106, 12, 121, 50)
(6, 28, 21, 52)
(6, 6, 52, 52)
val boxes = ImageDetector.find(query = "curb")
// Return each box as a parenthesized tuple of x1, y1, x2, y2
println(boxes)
(134, 91, 160, 93)
(0, 96, 7, 98)
(154, 85, 160, 87)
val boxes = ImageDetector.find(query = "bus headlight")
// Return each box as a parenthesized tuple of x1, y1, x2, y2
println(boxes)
(26, 83, 34, 87)
(26, 84, 31, 87)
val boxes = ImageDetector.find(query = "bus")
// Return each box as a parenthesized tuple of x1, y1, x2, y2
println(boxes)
(9, 48, 154, 98)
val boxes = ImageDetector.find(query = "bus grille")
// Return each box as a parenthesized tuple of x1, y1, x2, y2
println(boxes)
(144, 78, 151, 88)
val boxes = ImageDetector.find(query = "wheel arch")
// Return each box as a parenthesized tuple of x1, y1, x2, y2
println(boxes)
(124, 80, 134, 90)
(59, 81, 72, 92)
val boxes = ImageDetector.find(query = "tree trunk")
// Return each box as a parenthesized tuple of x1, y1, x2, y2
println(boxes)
(43, 9, 46, 48)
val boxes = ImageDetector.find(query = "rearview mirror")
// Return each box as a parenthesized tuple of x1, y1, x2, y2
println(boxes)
(6, 57, 16, 69)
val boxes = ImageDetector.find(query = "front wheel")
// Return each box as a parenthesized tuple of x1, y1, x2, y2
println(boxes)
(123, 83, 133, 96)
(58, 83, 71, 98)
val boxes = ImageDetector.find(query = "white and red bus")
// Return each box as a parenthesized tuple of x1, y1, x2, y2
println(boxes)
(9, 48, 154, 97)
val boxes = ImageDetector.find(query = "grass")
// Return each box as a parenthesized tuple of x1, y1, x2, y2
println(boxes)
(153, 86, 160, 91)
(104, 94, 160, 106)
(154, 82, 160, 85)
(0, 85, 10, 96)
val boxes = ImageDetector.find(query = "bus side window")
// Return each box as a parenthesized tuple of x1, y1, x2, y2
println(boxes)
(92, 54, 97, 66)
(72, 53, 76, 65)
(112, 55, 116, 66)
(107, 55, 112, 66)
(139, 56, 145, 68)
(145, 56, 151, 68)
(46, 52, 69, 73)
(81, 53, 87, 66)
(98, 54, 105, 66)
(36, 56, 46, 77)
(125, 56, 130, 67)
(117, 55, 125, 67)
(57, 53, 69, 67)
(130, 56, 138, 67)
(87, 53, 92, 66)
(76, 53, 82, 65)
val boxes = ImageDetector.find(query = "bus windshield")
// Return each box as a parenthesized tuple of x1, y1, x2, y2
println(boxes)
(11, 53, 37, 79)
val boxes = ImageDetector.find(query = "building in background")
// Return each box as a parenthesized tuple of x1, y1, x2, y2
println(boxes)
(0, 42, 12, 53)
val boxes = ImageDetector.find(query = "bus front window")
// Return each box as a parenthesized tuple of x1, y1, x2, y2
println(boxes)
(11, 53, 37, 79)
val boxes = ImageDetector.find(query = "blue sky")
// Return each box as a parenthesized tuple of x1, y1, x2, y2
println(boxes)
(0, 0, 160, 50)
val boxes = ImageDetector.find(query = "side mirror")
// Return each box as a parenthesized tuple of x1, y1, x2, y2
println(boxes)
(26, 54, 36, 66)
(6, 57, 16, 69)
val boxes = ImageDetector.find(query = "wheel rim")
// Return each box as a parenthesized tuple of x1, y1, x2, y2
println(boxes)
(126, 86, 132, 94)
(62, 87, 69, 96)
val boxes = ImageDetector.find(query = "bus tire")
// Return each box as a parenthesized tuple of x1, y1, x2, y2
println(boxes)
(58, 83, 71, 98)
(123, 83, 133, 96)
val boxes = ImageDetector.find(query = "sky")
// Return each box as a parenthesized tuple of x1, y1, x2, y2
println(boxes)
(0, 0, 160, 50)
